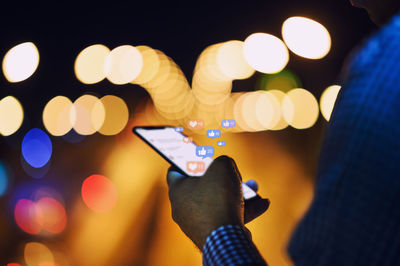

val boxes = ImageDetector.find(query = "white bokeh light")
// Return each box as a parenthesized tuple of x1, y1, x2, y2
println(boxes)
(282, 17, 331, 59)
(2, 42, 39, 82)
(243, 33, 289, 74)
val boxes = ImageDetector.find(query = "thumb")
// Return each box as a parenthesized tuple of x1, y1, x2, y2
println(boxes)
(204, 155, 240, 181)
(244, 198, 270, 224)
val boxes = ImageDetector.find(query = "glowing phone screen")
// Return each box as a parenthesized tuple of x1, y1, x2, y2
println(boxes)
(135, 127, 257, 199)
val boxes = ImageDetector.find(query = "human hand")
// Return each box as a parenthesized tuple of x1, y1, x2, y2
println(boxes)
(166, 155, 269, 249)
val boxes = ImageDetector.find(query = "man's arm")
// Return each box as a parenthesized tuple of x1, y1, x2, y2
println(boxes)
(166, 156, 269, 265)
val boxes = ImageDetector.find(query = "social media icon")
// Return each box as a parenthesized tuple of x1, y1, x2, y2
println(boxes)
(186, 161, 206, 174)
(175, 127, 184, 132)
(183, 136, 193, 144)
(207, 130, 221, 139)
(187, 119, 204, 130)
(217, 141, 226, 147)
(196, 146, 214, 159)
(221, 119, 236, 129)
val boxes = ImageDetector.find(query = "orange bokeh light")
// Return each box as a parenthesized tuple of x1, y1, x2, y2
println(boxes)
(36, 197, 67, 234)
(81, 174, 117, 213)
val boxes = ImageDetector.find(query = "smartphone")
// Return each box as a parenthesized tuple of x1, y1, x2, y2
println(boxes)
(133, 126, 261, 201)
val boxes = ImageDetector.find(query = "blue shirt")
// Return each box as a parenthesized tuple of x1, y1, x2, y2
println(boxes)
(203, 13, 400, 266)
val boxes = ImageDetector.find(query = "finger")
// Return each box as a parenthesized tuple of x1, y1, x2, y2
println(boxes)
(244, 198, 270, 224)
(166, 170, 186, 188)
(231, 157, 243, 182)
(245, 180, 259, 192)
(204, 155, 239, 180)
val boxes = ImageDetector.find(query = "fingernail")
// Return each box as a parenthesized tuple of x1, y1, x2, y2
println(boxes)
(168, 170, 184, 178)
(245, 180, 258, 192)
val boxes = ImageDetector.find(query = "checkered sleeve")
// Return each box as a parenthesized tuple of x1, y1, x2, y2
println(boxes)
(202, 225, 267, 266)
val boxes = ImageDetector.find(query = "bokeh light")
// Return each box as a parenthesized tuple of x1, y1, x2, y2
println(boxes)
(0, 96, 24, 136)
(282, 88, 319, 129)
(43, 96, 74, 136)
(131, 45, 160, 84)
(256, 69, 301, 93)
(243, 33, 289, 74)
(20, 155, 50, 179)
(233, 91, 281, 131)
(320, 85, 341, 121)
(24, 242, 54, 266)
(36, 197, 67, 234)
(268, 90, 289, 130)
(14, 199, 41, 235)
(0, 162, 8, 196)
(104, 45, 143, 85)
(22, 128, 52, 168)
(98, 95, 129, 136)
(2, 42, 39, 82)
(216, 40, 255, 80)
(81, 174, 117, 213)
(74, 44, 110, 84)
(72, 95, 105, 135)
(282, 17, 331, 59)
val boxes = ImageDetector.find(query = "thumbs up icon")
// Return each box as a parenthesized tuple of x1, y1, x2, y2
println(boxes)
(196, 146, 214, 158)
(198, 147, 207, 156)
(223, 121, 230, 127)
(207, 129, 221, 139)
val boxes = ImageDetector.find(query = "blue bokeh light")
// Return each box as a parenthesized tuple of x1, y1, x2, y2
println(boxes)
(0, 162, 8, 196)
(22, 128, 52, 168)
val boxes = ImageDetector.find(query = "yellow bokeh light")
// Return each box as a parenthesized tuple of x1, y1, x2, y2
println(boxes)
(2, 42, 39, 82)
(216, 40, 255, 80)
(234, 91, 280, 132)
(320, 85, 341, 121)
(282, 17, 331, 59)
(98, 95, 129, 135)
(243, 33, 289, 74)
(0, 96, 24, 136)
(74, 44, 110, 84)
(72, 95, 105, 135)
(268, 90, 289, 130)
(256, 91, 282, 130)
(131, 46, 160, 85)
(141, 50, 172, 90)
(43, 96, 74, 136)
(104, 45, 143, 85)
(233, 93, 257, 132)
(282, 88, 319, 129)
(24, 242, 54, 266)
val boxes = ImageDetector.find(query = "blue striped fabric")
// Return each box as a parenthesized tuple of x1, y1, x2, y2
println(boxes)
(288, 13, 400, 266)
(202, 12, 400, 266)
(203, 225, 267, 265)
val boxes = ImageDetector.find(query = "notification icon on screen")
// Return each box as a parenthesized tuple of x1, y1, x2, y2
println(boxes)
(186, 161, 206, 174)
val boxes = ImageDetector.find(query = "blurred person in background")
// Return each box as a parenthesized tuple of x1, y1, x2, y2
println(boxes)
(166, 0, 400, 265)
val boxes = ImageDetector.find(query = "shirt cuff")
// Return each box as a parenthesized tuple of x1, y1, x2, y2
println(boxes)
(202, 224, 267, 266)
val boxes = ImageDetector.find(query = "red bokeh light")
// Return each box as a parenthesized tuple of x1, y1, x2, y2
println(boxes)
(14, 197, 67, 235)
(7, 263, 22, 266)
(36, 197, 67, 234)
(14, 199, 41, 235)
(81, 174, 117, 213)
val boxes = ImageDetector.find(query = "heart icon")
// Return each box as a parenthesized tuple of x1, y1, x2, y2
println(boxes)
(189, 120, 197, 128)
(183, 137, 193, 143)
(188, 163, 197, 171)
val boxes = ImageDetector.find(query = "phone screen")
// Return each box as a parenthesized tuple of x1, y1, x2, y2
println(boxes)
(134, 126, 258, 200)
